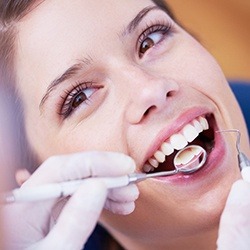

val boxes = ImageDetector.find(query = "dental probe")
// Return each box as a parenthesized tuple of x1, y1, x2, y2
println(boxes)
(1, 171, 178, 204)
(216, 129, 250, 170)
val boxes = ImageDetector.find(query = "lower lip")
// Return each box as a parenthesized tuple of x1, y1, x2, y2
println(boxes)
(154, 128, 226, 184)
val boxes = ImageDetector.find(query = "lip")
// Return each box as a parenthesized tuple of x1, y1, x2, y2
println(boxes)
(154, 115, 226, 183)
(142, 107, 214, 168)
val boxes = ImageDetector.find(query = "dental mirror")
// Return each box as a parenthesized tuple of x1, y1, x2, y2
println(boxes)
(144, 145, 207, 178)
(174, 145, 207, 174)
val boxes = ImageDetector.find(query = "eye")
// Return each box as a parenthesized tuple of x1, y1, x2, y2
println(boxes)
(59, 81, 98, 118)
(71, 88, 92, 109)
(140, 32, 162, 55)
(138, 24, 172, 58)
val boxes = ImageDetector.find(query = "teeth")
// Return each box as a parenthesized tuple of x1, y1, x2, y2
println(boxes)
(170, 134, 188, 150)
(148, 158, 159, 168)
(199, 116, 209, 130)
(161, 142, 174, 156)
(182, 124, 199, 142)
(143, 164, 155, 173)
(154, 150, 165, 163)
(143, 116, 210, 172)
(193, 119, 203, 133)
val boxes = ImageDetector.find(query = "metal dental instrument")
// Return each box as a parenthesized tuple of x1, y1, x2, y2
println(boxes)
(1, 145, 207, 204)
(216, 129, 250, 170)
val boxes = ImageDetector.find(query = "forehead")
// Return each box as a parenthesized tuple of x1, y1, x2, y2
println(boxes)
(17, 0, 155, 51)
(15, 0, 154, 87)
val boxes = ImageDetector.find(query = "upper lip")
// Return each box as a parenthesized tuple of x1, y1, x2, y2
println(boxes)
(140, 107, 214, 171)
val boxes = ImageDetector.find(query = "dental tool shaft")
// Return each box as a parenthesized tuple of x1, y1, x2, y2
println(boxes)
(128, 170, 178, 183)
(2, 170, 179, 203)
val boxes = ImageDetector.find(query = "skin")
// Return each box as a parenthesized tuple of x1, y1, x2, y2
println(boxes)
(14, 0, 249, 249)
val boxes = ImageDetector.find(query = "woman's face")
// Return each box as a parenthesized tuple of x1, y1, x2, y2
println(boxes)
(15, 0, 249, 247)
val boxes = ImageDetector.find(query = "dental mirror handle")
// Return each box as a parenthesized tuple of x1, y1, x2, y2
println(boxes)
(2, 170, 179, 203)
(2, 176, 131, 203)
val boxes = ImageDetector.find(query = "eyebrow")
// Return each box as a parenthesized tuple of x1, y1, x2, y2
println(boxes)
(39, 57, 93, 111)
(122, 5, 161, 36)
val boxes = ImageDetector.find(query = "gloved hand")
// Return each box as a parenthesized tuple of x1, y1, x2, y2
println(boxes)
(2, 151, 139, 250)
(217, 167, 250, 250)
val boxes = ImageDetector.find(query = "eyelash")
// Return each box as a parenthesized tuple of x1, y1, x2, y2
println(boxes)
(58, 81, 95, 118)
(138, 20, 173, 57)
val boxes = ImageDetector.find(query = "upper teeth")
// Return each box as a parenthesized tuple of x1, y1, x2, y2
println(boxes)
(143, 116, 209, 172)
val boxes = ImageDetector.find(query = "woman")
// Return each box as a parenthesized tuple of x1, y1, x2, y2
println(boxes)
(1, 0, 250, 249)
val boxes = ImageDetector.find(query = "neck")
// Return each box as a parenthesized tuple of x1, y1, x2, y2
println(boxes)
(112, 227, 218, 250)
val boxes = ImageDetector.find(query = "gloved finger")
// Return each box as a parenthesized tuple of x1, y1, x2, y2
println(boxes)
(12, 151, 136, 243)
(22, 151, 136, 187)
(50, 197, 70, 227)
(3, 200, 57, 248)
(107, 184, 139, 202)
(222, 179, 250, 215)
(104, 199, 136, 215)
(15, 168, 31, 186)
(41, 179, 108, 249)
(49, 183, 140, 226)
(241, 167, 250, 182)
(217, 180, 250, 250)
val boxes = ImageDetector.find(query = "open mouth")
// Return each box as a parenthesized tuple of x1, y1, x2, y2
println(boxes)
(143, 114, 215, 174)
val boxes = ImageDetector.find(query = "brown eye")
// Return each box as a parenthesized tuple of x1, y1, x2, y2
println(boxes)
(140, 37, 155, 55)
(60, 83, 97, 118)
(138, 23, 172, 58)
(71, 92, 87, 109)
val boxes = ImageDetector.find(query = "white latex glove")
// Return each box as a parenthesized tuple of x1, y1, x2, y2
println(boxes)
(217, 167, 250, 250)
(2, 151, 139, 250)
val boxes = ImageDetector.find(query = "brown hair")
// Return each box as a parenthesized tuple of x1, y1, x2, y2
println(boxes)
(0, 1, 41, 175)
(0, 0, 41, 77)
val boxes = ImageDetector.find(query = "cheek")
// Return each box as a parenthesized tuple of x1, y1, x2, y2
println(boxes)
(26, 112, 127, 161)
(179, 42, 226, 92)
(58, 102, 131, 155)
(158, 35, 238, 111)
(155, 33, 227, 93)
(62, 127, 124, 154)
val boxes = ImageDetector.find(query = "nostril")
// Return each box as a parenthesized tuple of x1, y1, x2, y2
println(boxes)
(143, 105, 156, 117)
(166, 90, 175, 98)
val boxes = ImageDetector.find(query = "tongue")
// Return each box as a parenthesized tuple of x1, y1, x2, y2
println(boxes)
(174, 146, 204, 172)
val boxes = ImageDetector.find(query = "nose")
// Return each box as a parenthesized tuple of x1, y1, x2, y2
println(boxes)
(123, 67, 180, 124)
